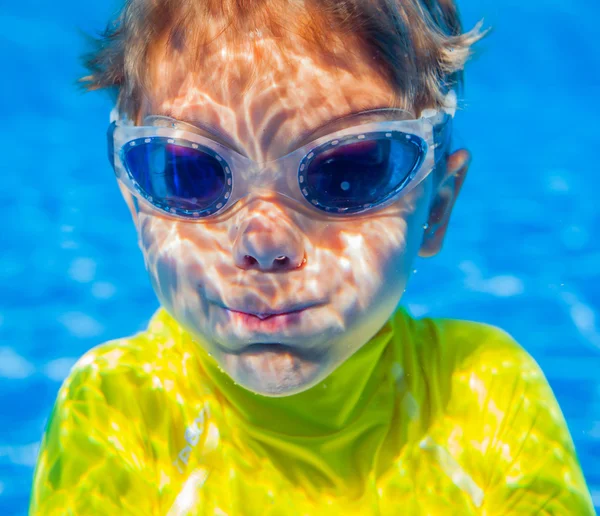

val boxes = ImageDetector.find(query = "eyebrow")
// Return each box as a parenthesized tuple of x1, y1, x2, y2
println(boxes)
(288, 106, 403, 150)
(153, 111, 246, 154)
(153, 106, 402, 157)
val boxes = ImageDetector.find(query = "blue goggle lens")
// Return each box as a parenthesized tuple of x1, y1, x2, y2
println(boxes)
(299, 132, 424, 214)
(124, 138, 230, 215)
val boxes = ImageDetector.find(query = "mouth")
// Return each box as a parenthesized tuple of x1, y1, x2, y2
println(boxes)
(228, 308, 306, 320)
(222, 304, 320, 332)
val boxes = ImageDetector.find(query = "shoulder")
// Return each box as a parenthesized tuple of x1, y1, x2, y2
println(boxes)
(44, 308, 196, 443)
(414, 316, 595, 513)
(63, 309, 185, 391)
(30, 311, 185, 514)
(400, 312, 538, 386)
(429, 317, 560, 416)
(31, 310, 220, 514)
(403, 311, 567, 429)
(391, 309, 576, 447)
(418, 315, 555, 423)
(389, 310, 536, 412)
(390, 308, 525, 364)
(434, 317, 537, 378)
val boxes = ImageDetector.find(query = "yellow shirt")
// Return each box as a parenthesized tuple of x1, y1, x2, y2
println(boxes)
(30, 307, 594, 515)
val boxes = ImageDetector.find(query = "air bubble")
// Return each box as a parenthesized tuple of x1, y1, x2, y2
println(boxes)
(340, 181, 350, 191)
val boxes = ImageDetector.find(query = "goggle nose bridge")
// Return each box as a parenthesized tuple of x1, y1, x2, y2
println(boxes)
(231, 152, 303, 192)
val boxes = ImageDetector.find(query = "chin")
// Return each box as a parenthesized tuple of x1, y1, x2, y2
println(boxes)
(221, 346, 328, 397)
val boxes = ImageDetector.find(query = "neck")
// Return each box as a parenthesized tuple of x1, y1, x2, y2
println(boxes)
(194, 323, 396, 437)
(174, 311, 410, 495)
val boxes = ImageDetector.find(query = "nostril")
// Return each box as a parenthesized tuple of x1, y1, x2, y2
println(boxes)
(274, 255, 290, 269)
(243, 255, 258, 267)
(238, 253, 305, 271)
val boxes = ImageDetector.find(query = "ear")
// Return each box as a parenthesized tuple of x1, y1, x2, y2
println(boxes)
(418, 149, 471, 258)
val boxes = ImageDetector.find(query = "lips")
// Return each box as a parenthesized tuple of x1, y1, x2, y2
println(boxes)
(228, 307, 307, 319)
(227, 307, 307, 332)
(226, 302, 315, 317)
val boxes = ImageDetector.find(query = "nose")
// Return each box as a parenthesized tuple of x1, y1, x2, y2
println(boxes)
(233, 205, 306, 272)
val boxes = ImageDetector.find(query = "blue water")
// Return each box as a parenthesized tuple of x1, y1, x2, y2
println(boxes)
(1, 0, 599, 514)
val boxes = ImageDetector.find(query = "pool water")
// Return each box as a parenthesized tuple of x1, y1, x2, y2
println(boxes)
(1, 0, 599, 513)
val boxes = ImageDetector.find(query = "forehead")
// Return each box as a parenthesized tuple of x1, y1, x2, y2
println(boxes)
(141, 34, 402, 161)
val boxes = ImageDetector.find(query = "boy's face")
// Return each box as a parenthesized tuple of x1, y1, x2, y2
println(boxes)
(120, 33, 470, 396)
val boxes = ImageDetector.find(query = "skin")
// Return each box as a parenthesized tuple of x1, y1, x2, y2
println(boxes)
(118, 33, 471, 396)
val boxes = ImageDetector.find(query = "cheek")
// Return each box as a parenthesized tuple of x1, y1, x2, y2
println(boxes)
(335, 219, 408, 296)
(137, 213, 229, 305)
(323, 186, 430, 299)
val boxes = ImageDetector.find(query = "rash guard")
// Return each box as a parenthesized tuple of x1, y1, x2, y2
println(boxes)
(30, 307, 595, 515)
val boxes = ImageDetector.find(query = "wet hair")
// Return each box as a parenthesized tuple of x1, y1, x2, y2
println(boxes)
(79, 0, 487, 120)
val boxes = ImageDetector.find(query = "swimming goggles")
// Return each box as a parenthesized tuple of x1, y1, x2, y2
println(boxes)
(107, 94, 455, 220)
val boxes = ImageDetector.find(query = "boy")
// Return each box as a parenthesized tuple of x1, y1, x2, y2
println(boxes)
(30, 0, 595, 514)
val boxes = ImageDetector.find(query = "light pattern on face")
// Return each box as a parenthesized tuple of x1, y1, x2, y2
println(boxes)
(123, 34, 433, 395)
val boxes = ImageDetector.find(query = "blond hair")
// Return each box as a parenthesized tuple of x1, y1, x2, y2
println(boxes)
(79, 0, 487, 120)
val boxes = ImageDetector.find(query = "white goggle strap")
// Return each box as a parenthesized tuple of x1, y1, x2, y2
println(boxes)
(419, 89, 457, 124)
(110, 105, 120, 124)
(418, 90, 456, 166)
